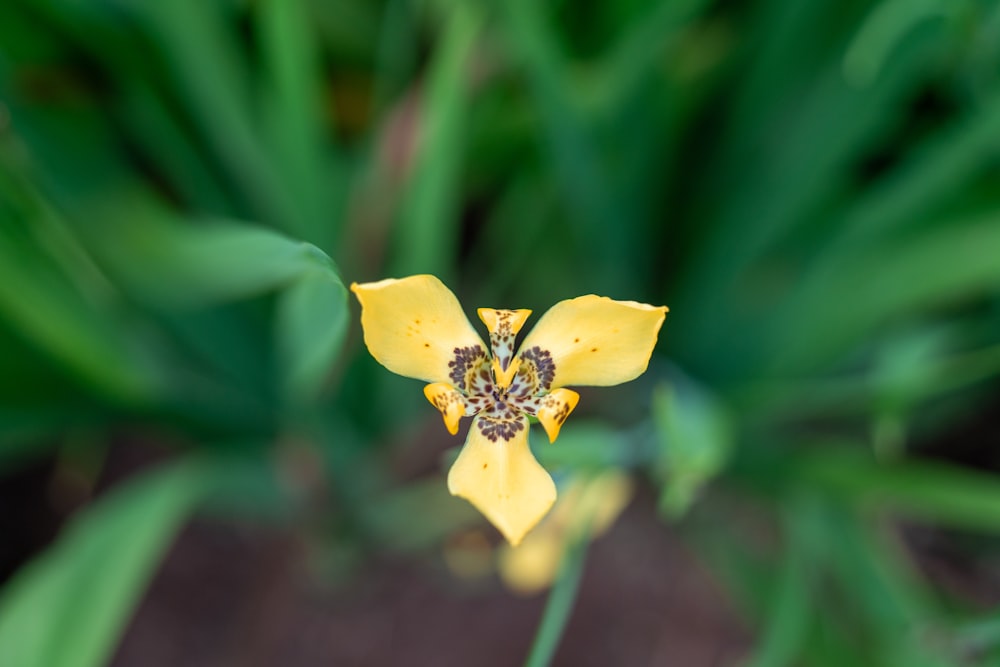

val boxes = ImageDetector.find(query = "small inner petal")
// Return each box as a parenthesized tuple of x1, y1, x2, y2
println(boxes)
(478, 309, 532, 389)
(423, 382, 474, 435)
(534, 388, 580, 443)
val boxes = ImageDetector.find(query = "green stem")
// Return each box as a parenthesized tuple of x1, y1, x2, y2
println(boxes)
(523, 535, 590, 667)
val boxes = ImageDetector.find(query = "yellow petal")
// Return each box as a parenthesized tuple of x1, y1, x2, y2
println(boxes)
(447, 416, 556, 546)
(423, 382, 471, 435)
(496, 531, 561, 595)
(536, 388, 580, 443)
(478, 308, 531, 389)
(517, 295, 667, 388)
(351, 275, 488, 385)
(496, 471, 632, 595)
(477, 308, 531, 337)
(568, 471, 634, 538)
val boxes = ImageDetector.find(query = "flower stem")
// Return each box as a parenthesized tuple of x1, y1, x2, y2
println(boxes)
(523, 534, 590, 667)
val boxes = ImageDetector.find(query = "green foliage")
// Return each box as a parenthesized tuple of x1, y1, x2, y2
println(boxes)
(1, 0, 1000, 664)
(0, 462, 207, 667)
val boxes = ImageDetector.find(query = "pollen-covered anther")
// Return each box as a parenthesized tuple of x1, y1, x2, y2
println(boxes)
(423, 382, 471, 435)
(536, 388, 580, 443)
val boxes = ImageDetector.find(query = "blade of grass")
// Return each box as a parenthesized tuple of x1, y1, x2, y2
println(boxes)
(769, 213, 1000, 372)
(744, 503, 813, 667)
(122, 0, 298, 235)
(0, 175, 154, 402)
(818, 505, 949, 667)
(673, 10, 948, 372)
(747, 445, 1000, 534)
(372, 0, 419, 116)
(0, 460, 208, 667)
(117, 79, 237, 215)
(823, 86, 1000, 254)
(257, 0, 335, 249)
(501, 0, 634, 293)
(390, 3, 482, 280)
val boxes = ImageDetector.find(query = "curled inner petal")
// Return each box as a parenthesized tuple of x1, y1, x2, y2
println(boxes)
(423, 382, 474, 435)
(448, 415, 556, 546)
(534, 388, 580, 443)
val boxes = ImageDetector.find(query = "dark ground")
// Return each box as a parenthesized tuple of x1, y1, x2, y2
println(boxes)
(110, 489, 750, 667)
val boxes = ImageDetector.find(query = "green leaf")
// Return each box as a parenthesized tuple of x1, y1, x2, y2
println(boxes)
(745, 503, 813, 667)
(533, 421, 632, 470)
(276, 269, 349, 405)
(391, 3, 483, 279)
(88, 205, 326, 307)
(256, 0, 335, 248)
(501, 0, 634, 293)
(815, 506, 947, 667)
(652, 376, 733, 517)
(0, 178, 154, 402)
(0, 461, 208, 667)
(778, 446, 1000, 534)
(772, 214, 1000, 371)
(121, 0, 297, 234)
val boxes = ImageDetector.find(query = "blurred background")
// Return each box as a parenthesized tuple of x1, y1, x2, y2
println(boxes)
(2, 0, 1000, 665)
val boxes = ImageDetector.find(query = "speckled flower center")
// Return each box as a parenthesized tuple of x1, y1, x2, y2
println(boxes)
(441, 310, 560, 442)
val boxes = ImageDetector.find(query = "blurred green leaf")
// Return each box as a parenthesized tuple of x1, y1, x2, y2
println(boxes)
(767, 446, 1000, 534)
(257, 0, 336, 248)
(815, 506, 947, 667)
(745, 503, 813, 667)
(276, 269, 349, 406)
(501, 0, 634, 293)
(121, 0, 297, 234)
(672, 3, 950, 376)
(0, 460, 207, 667)
(534, 421, 633, 470)
(843, 0, 961, 88)
(87, 205, 331, 307)
(773, 214, 1000, 371)
(652, 376, 733, 517)
(391, 3, 482, 279)
(0, 178, 154, 402)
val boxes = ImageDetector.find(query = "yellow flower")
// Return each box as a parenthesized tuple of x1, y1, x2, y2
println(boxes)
(350, 275, 667, 546)
(498, 471, 634, 595)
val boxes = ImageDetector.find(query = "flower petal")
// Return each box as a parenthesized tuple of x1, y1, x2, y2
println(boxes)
(517, 295, 667, 388)
(496, 471, 633, 595)
(447, 416, 556, 546)
(478, 308, 531, 389)
(496, 530, 561, 595)
(535, 388, 580, 443)
(423, 382, 474, 435)
(351, 275, 487, 385)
